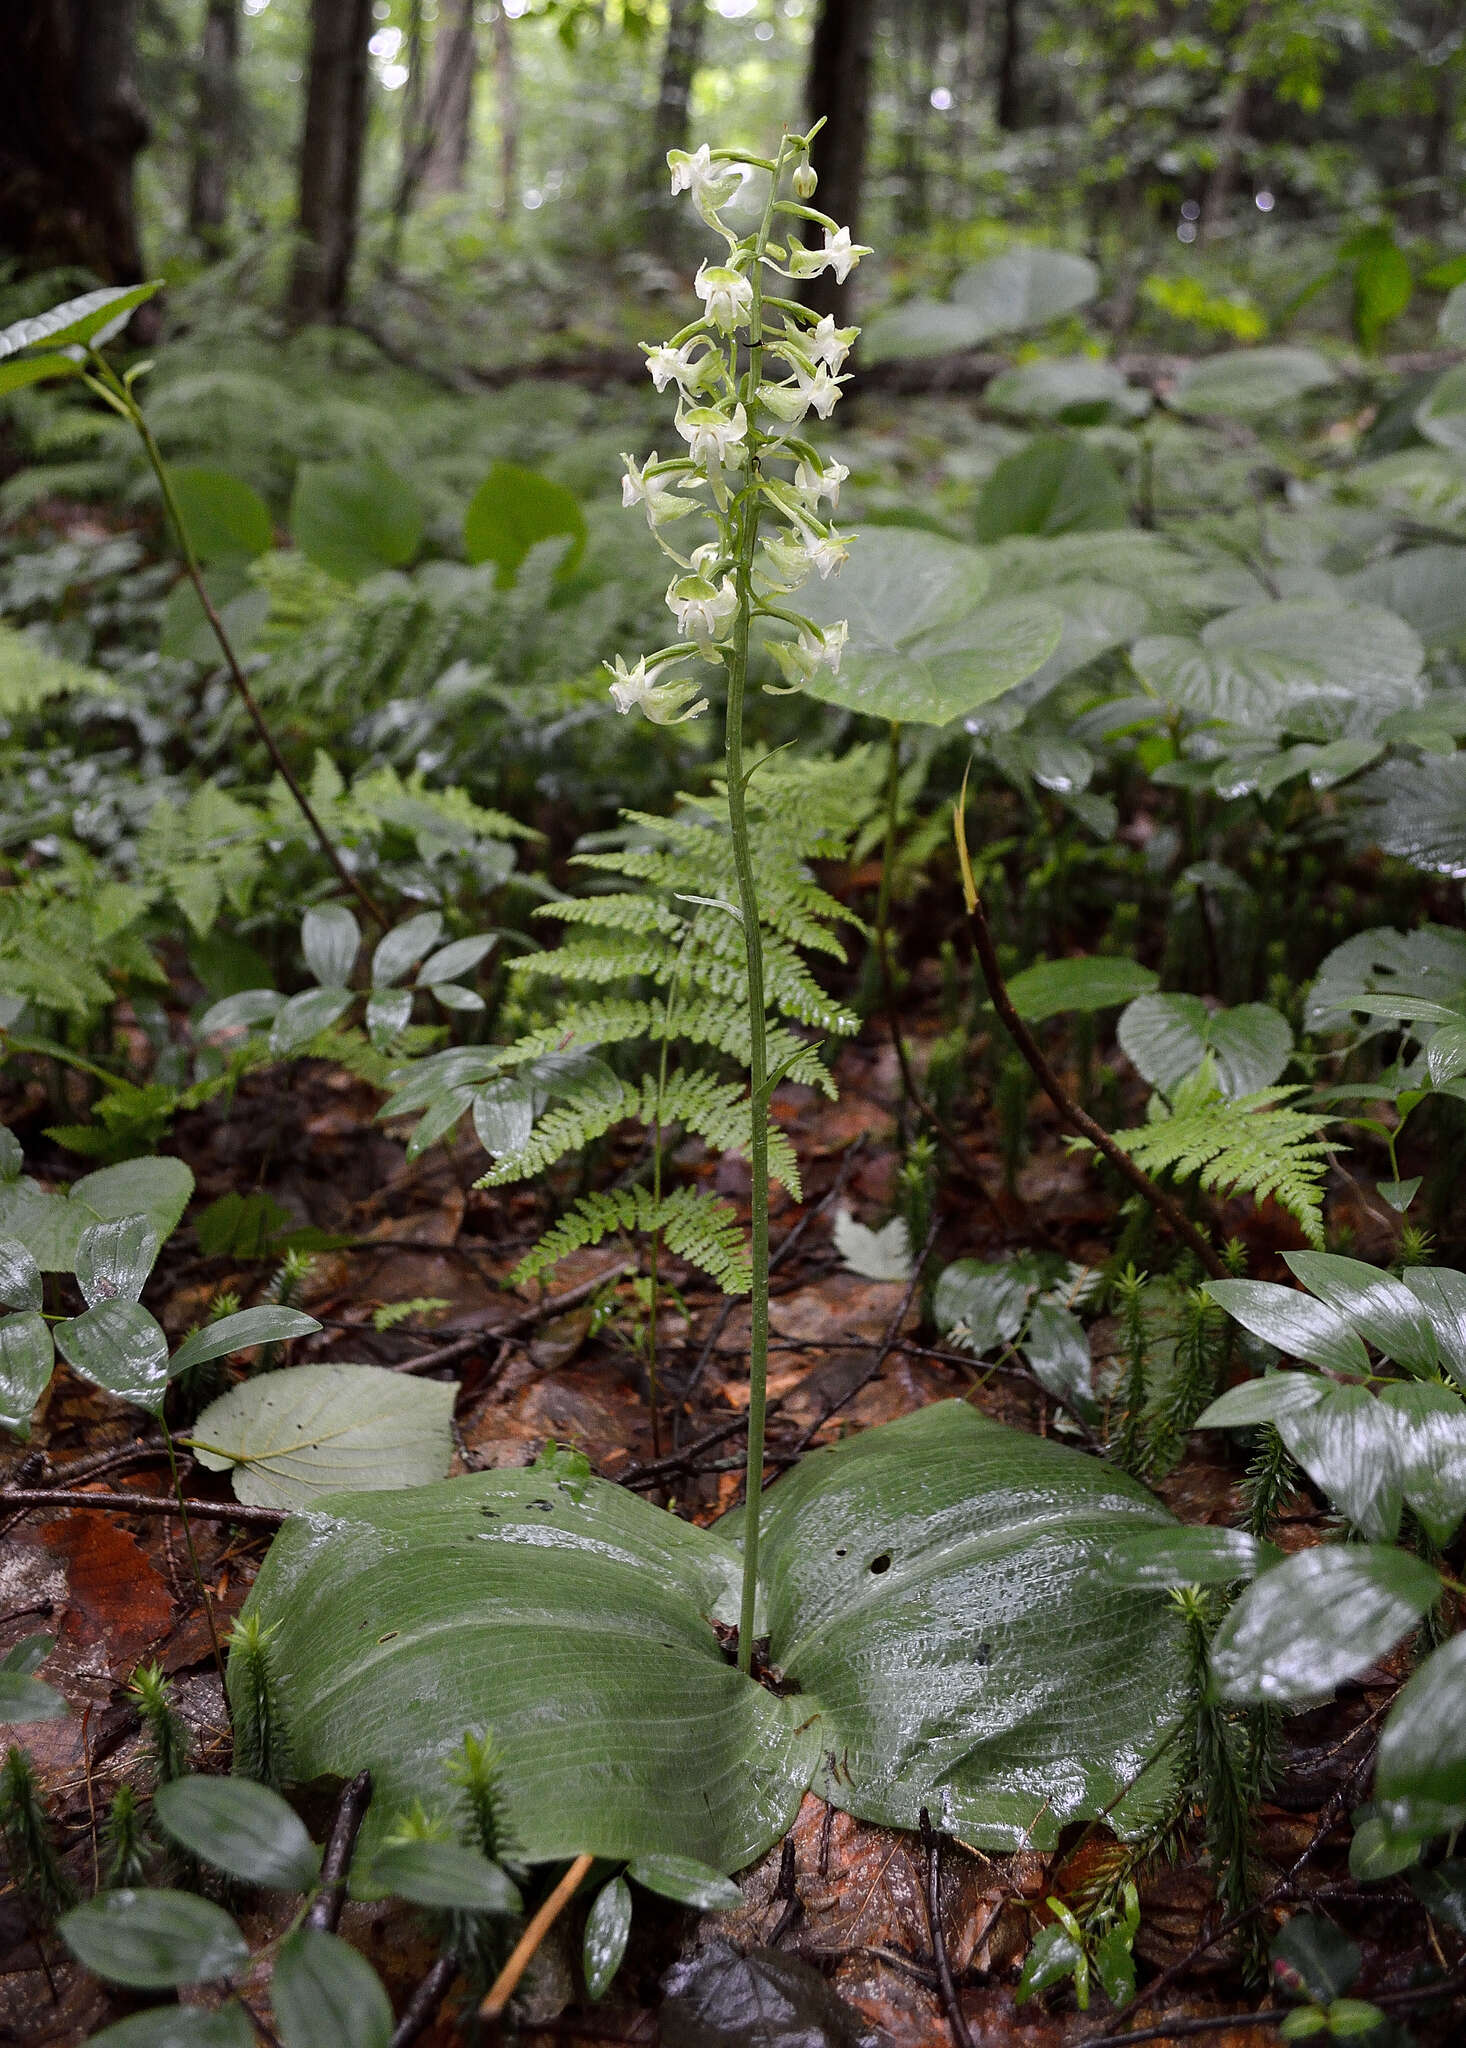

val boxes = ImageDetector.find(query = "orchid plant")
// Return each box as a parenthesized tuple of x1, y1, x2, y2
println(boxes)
(609, 125, 868, 1668)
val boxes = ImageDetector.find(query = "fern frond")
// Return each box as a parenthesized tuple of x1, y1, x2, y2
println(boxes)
(0, 621, 114, 717)
(537, 894, 684, 938)
(481, 1000, 836, 1096)
(1101, 1086, 1334, 1248)
(475, 1073, 630, 1185)
(511, 1184, 750, 1293)
(642, 1072, 801, 1198)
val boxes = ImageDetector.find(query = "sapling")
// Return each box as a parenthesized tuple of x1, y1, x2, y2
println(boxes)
(608, 125, 867, 1667)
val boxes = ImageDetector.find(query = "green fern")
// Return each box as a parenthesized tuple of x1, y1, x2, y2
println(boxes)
(512, 1185, 752, 1293)
(1100, 1068, 1334, 1248)
(0, 620, 113, 717)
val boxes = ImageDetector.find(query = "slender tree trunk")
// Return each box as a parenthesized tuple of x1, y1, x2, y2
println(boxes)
(491, 6, 518, 218)
(288, 0, 373, 325)
(1200, 75, 1251, 238)
(0, 0, 151, 285)
(421, 0, 478, 195)
(995, 0, 1022, 131)
(189, 0, 241, 250)
(802, 0, 875, 325)
(648, 0, 706, 197)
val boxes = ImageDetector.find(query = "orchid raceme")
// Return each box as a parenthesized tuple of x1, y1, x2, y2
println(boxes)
(604, 123, 865, 1673)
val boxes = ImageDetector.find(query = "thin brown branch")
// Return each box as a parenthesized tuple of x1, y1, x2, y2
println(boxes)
(390, 1953, 461, 2048)
(920, 1808, 976, 2048)
(0, 1485, 286, 1528)
(307, 1769, 373, 1933)
(480, 1852, 595, 2025)
(390, 1264, 630, 1375)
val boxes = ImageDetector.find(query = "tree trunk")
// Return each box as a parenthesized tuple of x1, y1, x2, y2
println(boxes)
(995, 0, 1022, 131)
(421, 0, 478, 195)
(491, 5, 518, 218)
(288, 0, 374, 325)
(802, 0, 875, 326)
(648, 0, 707, 199)
(188, 0, 241, 250)
(1200, 76, 1251, 239)
(0, 0, 151, 285)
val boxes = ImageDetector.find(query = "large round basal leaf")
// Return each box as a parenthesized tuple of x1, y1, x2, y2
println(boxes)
(1376, 1633, 1466, 1824)
(0, 1311, 55, 1437)
(168, 468, 273, 564)
(1132, 602, 1425, 739)
(1347, 547, 1466, 648)
(1119, 994, 1292, 1100)
(229, 1467, 819, 1869)
(0, 1157, 193, 1273)
(1203, 1280, 1370, 1378)
(1210, 1545, 1441, 1703)
(950, 247, 1099, 337)
(985, 358, 1148, 425)
(860, 298, 987, 364)
(290, 455, 423, 585)
(86, 2006, 256, 2048)
(463, 462, 586, 586)
(1170, 347, 1336, 419)
(188, 1365, 455, 1509)
(973, 437, 1129, 543)
(60, 1890, 248, 1989)
(271, 1927, 392, 2048)
(1415, 365, 1466, 455)
(55, 1300, 169, 1412)
(1005, 956, 1157, 1024)
(752, 1402, 1186, 1849)
(153, 1777, 319, 1892)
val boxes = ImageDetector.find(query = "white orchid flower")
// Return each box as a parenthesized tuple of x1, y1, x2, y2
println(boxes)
(806, 315, 859, 373)
(675, 401, 747, 471)
(620, 451, 694, 529)
(794, 456, 849, 511)
(644, 340, 713, 396)
(694, 261, 754, 335)
(667, 144, 741, 226)
(667, 572, 738, 651)
(605, 654, 707, 725)
(789, 225, 872, 284)
(791, 361, 845, 420)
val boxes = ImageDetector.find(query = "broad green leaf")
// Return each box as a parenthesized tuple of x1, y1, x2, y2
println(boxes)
(1119, 994, 1292, 1100)
(271, 1927, 391, 2048)
(1170, 347, 1336, 418)
(0, 1312, 54, 1436)
(1355, 754, 1466, 877)
(0, 352, 84, 395)
(0, 1239, 42, 1312)
(56, 1300, 170, 1412)
(365, 1838, 521, 1913)
(986, 357, 1148, 424)
(85, 2006, 255, 2048)
(371, 911, 443, 990)
(417, 933, 497, 985)
(1102, 1526, 1273, 1588)
(0, 1156, 193, 1272)
(290, 455, 423, 585)
(1016, 1920, 1084, 2001)
(1415, 364, 1466, 455)
(797, 527, 1063, 724)
(1203, 1281, 1371, 1378)
(1377, 1381, 1466, 1546)
(629, 1854, 742, 1910)
(154, 1777, 319, 1891)
(2, 1633, 54, 1677)
(463, 462, 586, 585)
(231, 1465, 819, 1868)
(0, 1668, 68, 1723)
(583, 1875, 632, 2000)
(1211, 1545, 1442, 1703)
(951, 246, 1099, 336)
(1277, 1385, 1404, 1541)
(301, 904, 360, 988)
(1271, 1914, 1361, 2004)
(1349, 1812, 1428, 1881)
(1347, 546, 1466, 647)
(1005, 956, 1156, 1023)
(1019, 580, 1151, 694)
(168, 468, 273, 563)
(170, 1307, 321, 1377)
(861, 297, 988, 363)
(365, 989, 414, 1046)
(932, 1260, 1031, 1353)
(753, 1402, 1185, 1848)
(159, 571, 268, 665)
(1022, 1301, 1095, 1413)
(1285, 1251, 1440, 1377)
(189, 1364, 455, 1509)
(0, 282, 163, 360)
(1196, 1373, 1329, 1428)
(1402, 1267, 1466, 1390)
(1132, 602, 1424, 739)
(75, 1214, 159, 1307)
(1439, 282, 1466, 346)
(60, 1890, 248, 1989)
(1376, 1634, 1466, 1830)
(198, 989, 282, 1037)
(269, 987, 355, 1055)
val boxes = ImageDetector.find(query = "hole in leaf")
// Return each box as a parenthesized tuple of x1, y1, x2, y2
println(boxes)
(833, 1547, 847, 1558)
(869, 1553, 892, 1574)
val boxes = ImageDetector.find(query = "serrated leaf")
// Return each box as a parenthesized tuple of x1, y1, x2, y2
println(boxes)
(364, 1838, 520, 1913)
(371, 912, 443, 990)
(0, 1311, 54, 1436)
(831, 1209, 913, 1282)
(301, 904, 360, 988)
(75, 1214, 159, 1308)
(154, 1777, 319, 1891)
(55, 1300, 170, 1411)
(1211, 1545, 1442, 1703)
(583, 1875, 632, 2000)
(60, 1890, 248, 1989)
(1204, 1281, 1371, 1377)
(629, 1854, 742, 1910)
(170, 1306, 321, 1377)
(1005, 956, 1157, 1023)
(271, 1927, 392, 2048)
(189, 1364, 454, 1510)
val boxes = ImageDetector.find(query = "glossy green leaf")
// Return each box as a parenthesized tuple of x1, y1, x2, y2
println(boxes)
(153, 1776, 318, 1890)
(1416, 364, 1466, 455)
(56, 1300, 170, 1412)
(1376, 1633, 1466, 1827)
(1204, 1281, 1370, 1377)
(60, 1890, 248, 1988)
(268, 987, 355, 1056)
(1409, 1857, 1466, 1934)
(1170, 347, 1335, 418)
(85, 2006, 256, 2048)
(1285, 1251, 1440, 1377)
(290, 456, 423, 585)
(189, 1364, 455, 1509)
(952, 246, 1099, 335)
(1016, 1920, 1084, 2001)
(1348, 1810, 1427, 1881)
(1277, 1385, 1404, 1541)
(0, 1667, 69, 1723)
(1005, 956, 1156, 1023)
(198, 989, 282, 1037)
(301, 904, 360, 988)
(0, 1156, 192, 1272)
(417, 933, 497, 986)
(366, 1838, 521, 1913)
(0, 1238, 42, 1311)
(271, 1927, 392, 2048)
(0, 351, 84, 394)
(463, 462, 586, 585)
(1401, 1267, 1466, 1390)
(1196, 1373, 1329, 1429)
(1022, 1300, 1095, 1414)
(1271, 1913, 1360, 2003)
(629, 1854, 742, 1910)
(168, 468, 273, 564)
(754, 1402, 1186, 1848)
(75, 1214, 159, 1307)
(1119, 994, 1293, 1099)
(796, 528, 1062, 724)
(1211, 1545, 1442, 1703)
(1378, 1381, 1466, 1545)
(371, 911, 442, 990)
(0, 1311, 55, 1436)
(169, 1307, 321, 1377)
(1102, 1526, 1274, 1588)
(583, 1875, 632, 2000)
(932, 1260, 1030, 1353)
(0, 282, 163, 360)
(365, 989, 414, 1046)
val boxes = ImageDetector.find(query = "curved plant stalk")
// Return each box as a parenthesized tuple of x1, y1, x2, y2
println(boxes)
(79, 351, 388, 933)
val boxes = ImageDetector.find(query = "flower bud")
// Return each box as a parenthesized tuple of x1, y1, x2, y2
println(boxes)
(792, 163, 818, 200)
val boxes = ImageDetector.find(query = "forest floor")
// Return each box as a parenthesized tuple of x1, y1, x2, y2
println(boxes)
(2, 919, 1458, 2048)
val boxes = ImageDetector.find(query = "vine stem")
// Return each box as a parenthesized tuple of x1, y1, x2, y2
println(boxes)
(727, 138, 794, 1674)
(88, 359, 388, 933)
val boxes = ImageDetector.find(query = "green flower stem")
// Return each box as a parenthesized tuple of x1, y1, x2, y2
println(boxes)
(728, 136, 796, 1673)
